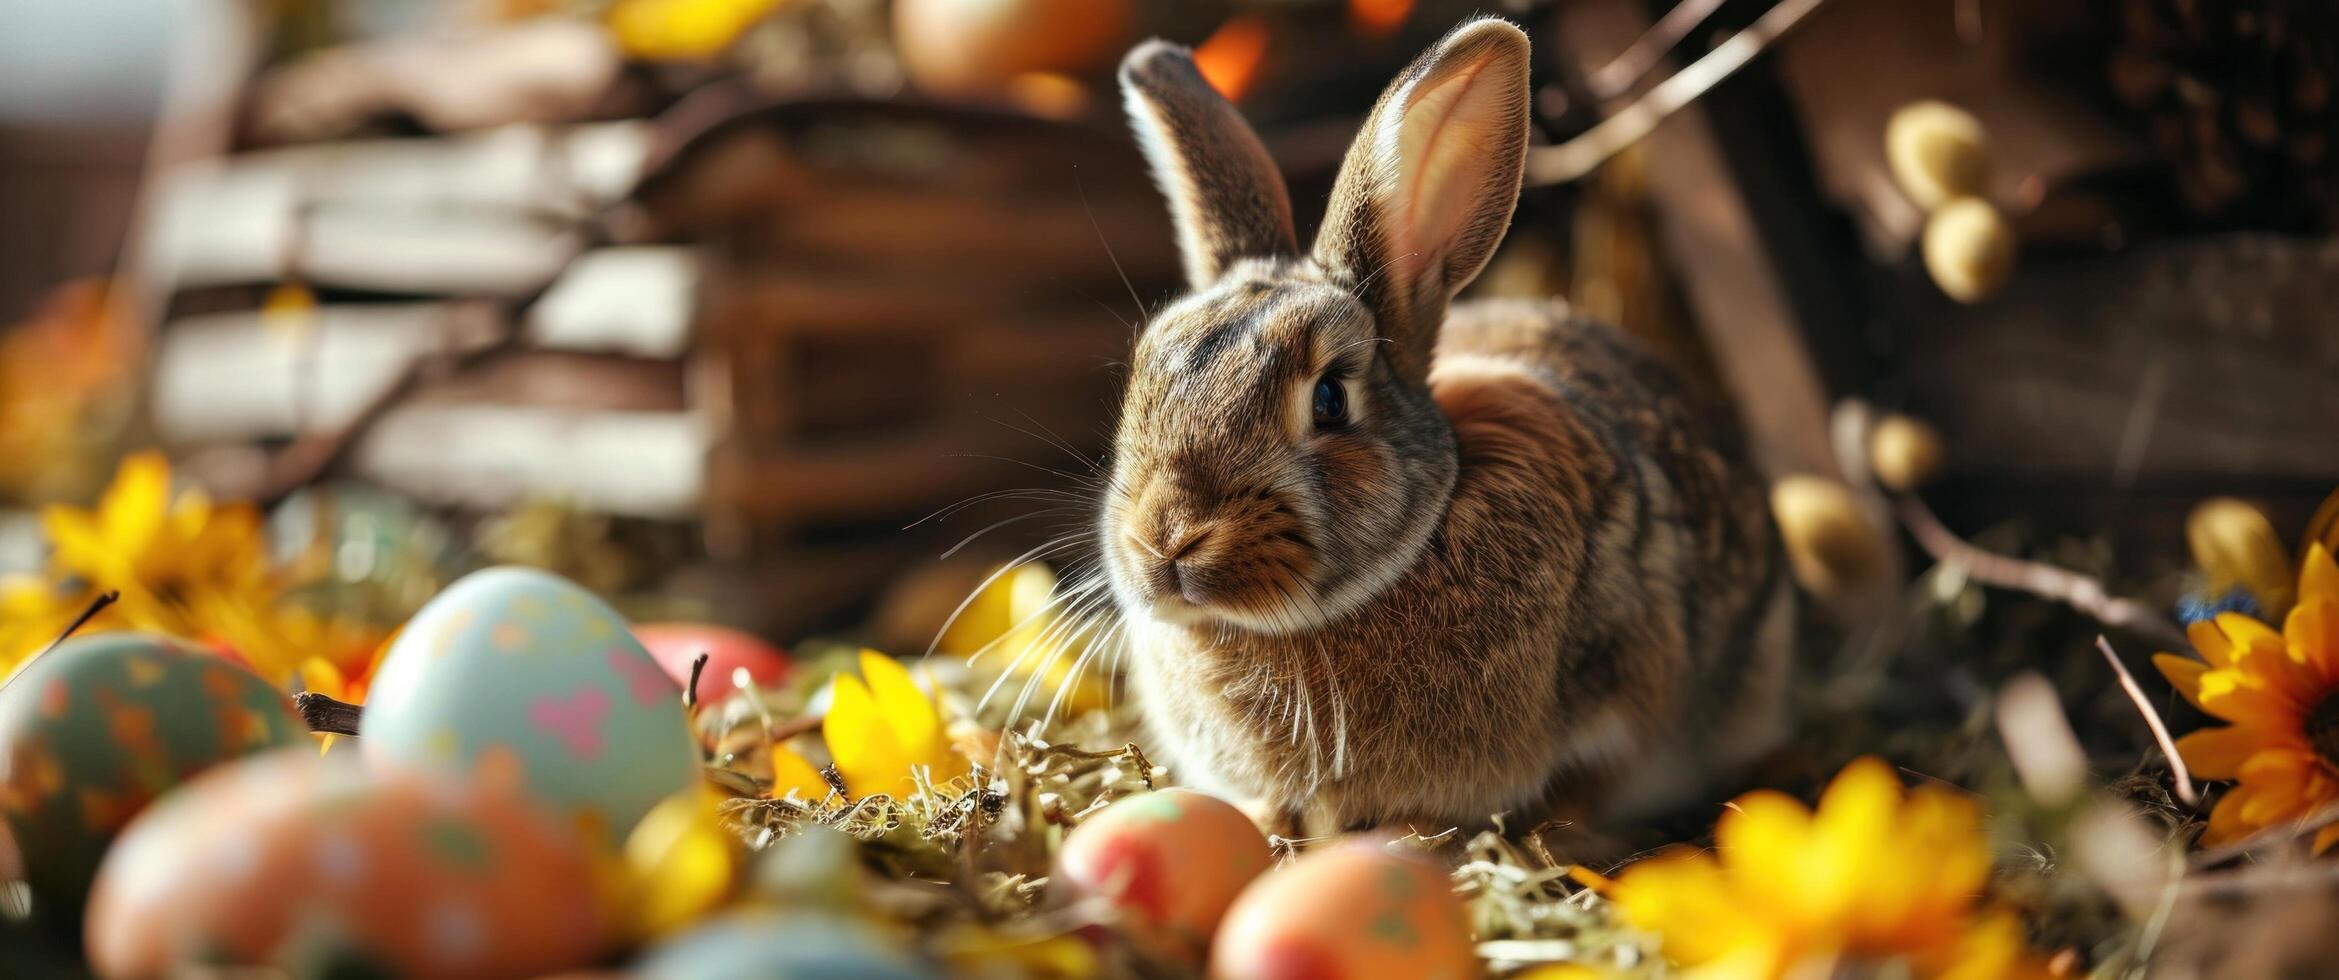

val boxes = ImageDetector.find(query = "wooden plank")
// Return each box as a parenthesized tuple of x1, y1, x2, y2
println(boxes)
(352, 404, 709, 519)
(150, 302, 503, 443)
(525, 247, 697, 358)
(1896, 234, 2339, 486)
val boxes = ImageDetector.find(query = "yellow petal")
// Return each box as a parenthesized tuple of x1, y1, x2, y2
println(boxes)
(2303, 490, 2339, 568)
(858, 649, 941, 753)
(2174, 725, 2278, 780)
(937, 567, 1019, 657)
(1610, 850, 1758, 964)
(824, 673, 908, 797)
(2195, 669, 2302, 725)
(41, 506, 118, 583)
(622, 789, 738, 939)
(2186, 620, 2236, 670)
(2155, 654, 2209, 707)
(300, 658, 351, 701)
(2237, 778, 2314, 827)
(2300, 544, 2339, 615)
(1713, 790, 1811, 918)
(2213, 612, 2288, 671)
(2288, 600, 2339, 685)
(2313, 823, 2339, 856)
(1807, 757, 1900, 920)
(606, 0, 789, 61)
(2202, 784, 2258, 846)
(768, 744, 833, 801)
(99, 451, 171, 557)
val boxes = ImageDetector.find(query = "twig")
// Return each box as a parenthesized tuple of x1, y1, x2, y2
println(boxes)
(295, 691, 364, 736)
(36, 591, 119, 659)
(1896, 492, 2189, 650)
(2096, 635, 2198, 807)
(684, 651, 709, 711)
(1584, 0, 1731, 99)
(1528, 0, 1835, 184)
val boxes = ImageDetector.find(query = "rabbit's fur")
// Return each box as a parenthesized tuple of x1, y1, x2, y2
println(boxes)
(1102, 18, 1792, 834)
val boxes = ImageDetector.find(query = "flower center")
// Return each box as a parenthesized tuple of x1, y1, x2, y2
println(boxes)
(2309, 695, 2339, 769)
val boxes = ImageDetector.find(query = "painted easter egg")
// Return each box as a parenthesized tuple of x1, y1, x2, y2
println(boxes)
(634, 623, 791, 707)
(1212, 844, 1478, 980)
(359, 566, 698, 839)
(85, 748, 612, 979)
(1056, 789, 1273, 962)
(0, 632, 307, 920)
(638, 912, 935, 980)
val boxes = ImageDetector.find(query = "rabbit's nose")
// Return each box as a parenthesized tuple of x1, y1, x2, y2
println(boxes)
(1127, 526, 1213, 601)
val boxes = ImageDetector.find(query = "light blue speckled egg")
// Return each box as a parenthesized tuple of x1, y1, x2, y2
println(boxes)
(359, 567, 698, 839)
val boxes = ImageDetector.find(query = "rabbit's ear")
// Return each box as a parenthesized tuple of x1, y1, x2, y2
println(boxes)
(1313, 18, 1530, 385)
(1121, 40, 1298, 290)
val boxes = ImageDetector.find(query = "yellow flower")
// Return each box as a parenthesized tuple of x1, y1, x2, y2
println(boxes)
(605, 0, 788, 60)
(1605, 757, 2052, 980)
(43, 451, 271, 598)
(6, 452, 389, 684)
(770, 650, 972, 801)
(938, 562, 1109, 717)
(619, 787, 739, 939)
(2155, 544, 2339, 851)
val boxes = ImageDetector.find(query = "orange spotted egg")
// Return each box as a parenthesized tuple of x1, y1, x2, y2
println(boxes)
(85, 748, 613, 979)
(0, 632, 308, 921)
(1055, 789, 1273, 962)
(1211, 844, 1479, 980)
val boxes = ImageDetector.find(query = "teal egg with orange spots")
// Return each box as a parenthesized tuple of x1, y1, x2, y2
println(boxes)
(86, 748, 613, 978)
(359, 567, 697, 840)
(0, 631, 307, 923)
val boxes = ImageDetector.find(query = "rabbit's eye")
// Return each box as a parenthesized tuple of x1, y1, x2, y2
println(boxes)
(1311, 375, 1349, 430)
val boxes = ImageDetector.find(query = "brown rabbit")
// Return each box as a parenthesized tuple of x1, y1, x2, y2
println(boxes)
(1100, 17, 1794, 836)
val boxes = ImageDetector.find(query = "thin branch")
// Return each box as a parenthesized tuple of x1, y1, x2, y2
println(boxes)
(2096, 635, 2198, 807)
(295, 691, 364, 736)
(1896, 492, 2189, 649)
(1585, 0, 1731, 99)
(1528, 0, 1835, 185)
(685, 651, 709, 711)
(36, 591, 119, 659)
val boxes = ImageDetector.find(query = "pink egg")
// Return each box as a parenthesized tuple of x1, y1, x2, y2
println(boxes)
(1055, 789, 1272, 963)
(634, 624, 792, 706)
(1211, 844, 1478, 980)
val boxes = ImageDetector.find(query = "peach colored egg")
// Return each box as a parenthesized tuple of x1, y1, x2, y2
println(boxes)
(1210, 844, 1478, 980)
(85, 749, 612, 979)
(1055, 789, 1272, 962)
